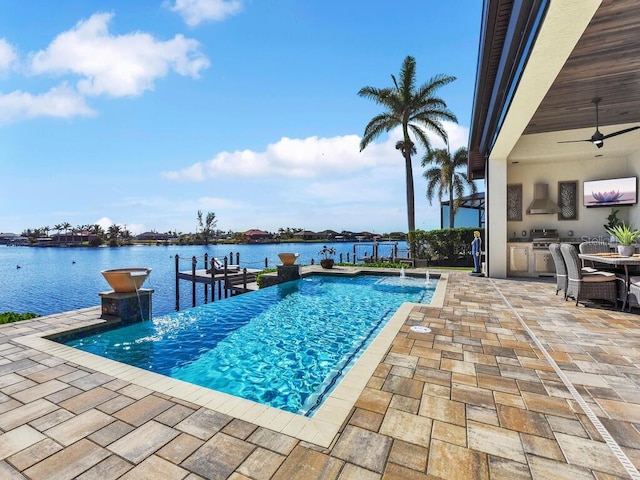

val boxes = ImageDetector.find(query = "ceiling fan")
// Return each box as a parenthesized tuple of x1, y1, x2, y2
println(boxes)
(558, 97, 640, 148)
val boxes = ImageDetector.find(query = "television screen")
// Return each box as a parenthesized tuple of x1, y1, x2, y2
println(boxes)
(583, 176, 637, 207)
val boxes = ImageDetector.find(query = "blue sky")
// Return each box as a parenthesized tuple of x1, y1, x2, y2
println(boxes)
(0, 0, 482, 235)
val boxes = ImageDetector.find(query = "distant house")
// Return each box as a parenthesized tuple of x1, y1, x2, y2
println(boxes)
(0, 232, 19, 245)
(51, 231, 97, 245)
(244, 229, 272, 243)
(355, 231, 375, 241)
(318, 229, 338, 240)
(136, 231, 170, 241)
(293, 230, 320, 241)
(0, 233, 29, 246)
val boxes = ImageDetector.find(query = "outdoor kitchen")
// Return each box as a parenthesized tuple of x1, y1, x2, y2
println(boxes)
(505, 176, 638, 277)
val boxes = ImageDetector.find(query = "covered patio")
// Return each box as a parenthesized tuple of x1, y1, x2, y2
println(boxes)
(469, 0, 640, 278)
(0, 272, 639, 479)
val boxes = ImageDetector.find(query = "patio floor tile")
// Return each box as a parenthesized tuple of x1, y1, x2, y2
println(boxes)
(0, 398, 58, 430)
(58, 386, 119, 413)
(379, 408, 432, 448)
(427, 439, 489, 479)
(387, 439, 428, 472)
(246, 427, 297, 456)
(236, 447, 286, 480)
(156, 433, 204, 464)
(271, 445, 343, 480)
(119, 454, 189, 479)
(6, 438, 63, 471)
(0, 424, 46, 460)
(418, 393, 466, 426)
(331, 425, 392, 473)
(175, 408, 233, 441)
(23, 439, 110, 480)
(45, 408, 114, 446)
(113, 394, 175, 427)
(75, 455, 133, 480)
(181, 432, 255, 480)
(108, 420, 180, 464)
(467, 420, 527, 463)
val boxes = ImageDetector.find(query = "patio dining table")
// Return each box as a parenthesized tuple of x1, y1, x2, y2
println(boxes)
(578, 252, 640, 310)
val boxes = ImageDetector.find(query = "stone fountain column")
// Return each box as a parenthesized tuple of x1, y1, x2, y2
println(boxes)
(100, 289, 154, 323)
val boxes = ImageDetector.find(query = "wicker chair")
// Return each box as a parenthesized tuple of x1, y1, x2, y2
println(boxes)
(579, 241, 613, 271)
(560, 244, 618, 307)
(621, 276, 640, 311)
(549, 243, 567, 297)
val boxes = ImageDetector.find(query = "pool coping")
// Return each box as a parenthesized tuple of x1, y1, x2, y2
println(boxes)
(14, 269, 448, 448)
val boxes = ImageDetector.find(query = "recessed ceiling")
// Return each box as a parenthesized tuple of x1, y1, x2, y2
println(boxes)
(524, 0, 640, 136)
(509, 123, 640, 164)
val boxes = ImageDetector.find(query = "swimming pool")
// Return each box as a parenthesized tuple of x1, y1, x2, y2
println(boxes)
(58, 273, 436, 415)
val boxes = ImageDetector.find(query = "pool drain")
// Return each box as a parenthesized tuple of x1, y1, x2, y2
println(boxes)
(410, 326, 431, 333)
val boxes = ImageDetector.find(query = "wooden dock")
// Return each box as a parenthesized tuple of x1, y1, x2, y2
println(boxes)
(175, 262, 262, 310)
(177, 268, 261, 291)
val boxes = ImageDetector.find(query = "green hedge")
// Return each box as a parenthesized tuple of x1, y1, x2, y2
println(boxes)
(408, 228, 484, 263)
(0, 312, 40, 325)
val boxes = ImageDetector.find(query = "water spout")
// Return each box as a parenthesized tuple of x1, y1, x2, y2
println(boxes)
(426, 270, 430, 285)
(400, 266, 405, 278)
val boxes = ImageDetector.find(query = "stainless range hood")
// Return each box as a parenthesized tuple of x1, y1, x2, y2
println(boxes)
(526, 183, 560, 214)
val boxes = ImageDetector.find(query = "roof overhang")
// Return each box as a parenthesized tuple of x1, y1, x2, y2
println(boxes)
(468, 0, 640, 177)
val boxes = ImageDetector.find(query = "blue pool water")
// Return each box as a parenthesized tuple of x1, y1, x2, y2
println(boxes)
(60, 274, 435, 415)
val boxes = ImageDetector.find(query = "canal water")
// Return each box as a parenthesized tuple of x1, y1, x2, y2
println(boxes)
(1, 241, 404, 316)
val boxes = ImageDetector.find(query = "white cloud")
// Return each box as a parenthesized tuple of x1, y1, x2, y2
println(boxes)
(95, 217, 114, 231)
(0, 83, 95, 124)
(29, 12, 210, 97)
(162, 134, 393, 181)
(166, 0, 243, 27)
(162, 123, 469, 182)
(0, 38, 17, 73)
(429, 121, 469, 152)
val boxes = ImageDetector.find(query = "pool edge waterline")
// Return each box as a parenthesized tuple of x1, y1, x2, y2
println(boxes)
(14, 270, 448, 448)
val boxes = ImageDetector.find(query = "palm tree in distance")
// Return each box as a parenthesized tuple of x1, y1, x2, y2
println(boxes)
(358, 55, 457, 233)
(422, 147, 477, 228)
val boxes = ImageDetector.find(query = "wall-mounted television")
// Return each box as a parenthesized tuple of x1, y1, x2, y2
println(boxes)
(583, 176, 637, 208)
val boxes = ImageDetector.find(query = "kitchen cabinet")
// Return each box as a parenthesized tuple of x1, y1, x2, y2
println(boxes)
(508, 243, 557, 277)
(508, 244, 530, 275)
(533, 250, 555, 276)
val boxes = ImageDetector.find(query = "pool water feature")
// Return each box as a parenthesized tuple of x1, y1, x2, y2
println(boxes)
(59, 273, 435, 415)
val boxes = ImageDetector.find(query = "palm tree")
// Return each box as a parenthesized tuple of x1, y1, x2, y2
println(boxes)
(422, 147, 477, 228)
(358, 55, 457, 233)
(61, 222, 71, 245)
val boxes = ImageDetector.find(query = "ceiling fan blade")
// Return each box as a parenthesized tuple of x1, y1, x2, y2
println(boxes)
(602, 125, 640, 140)
(557, 139, 591, 144)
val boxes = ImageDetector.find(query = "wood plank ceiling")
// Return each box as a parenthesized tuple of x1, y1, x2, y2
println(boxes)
(524, 0, 640, 135)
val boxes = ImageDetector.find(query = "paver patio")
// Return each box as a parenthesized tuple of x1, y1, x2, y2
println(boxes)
(1, 271, 639, 479)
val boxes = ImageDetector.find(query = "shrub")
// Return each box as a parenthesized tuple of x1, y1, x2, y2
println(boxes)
(408, 228, 483, 265)
(256, 268, 278, 288)
(0, 312, 40, 325)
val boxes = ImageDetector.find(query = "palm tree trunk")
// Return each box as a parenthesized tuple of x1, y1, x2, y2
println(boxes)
(404, 152, 415, 233)
(449, 187, 455, 228)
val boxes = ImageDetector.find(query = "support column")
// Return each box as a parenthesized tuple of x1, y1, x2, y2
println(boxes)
(277, 265, 301, 283)
(100, 289, 154, 323)
(487, 156, 508, 278)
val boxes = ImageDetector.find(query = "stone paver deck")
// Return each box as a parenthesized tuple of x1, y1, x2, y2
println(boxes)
(1, 271, 640, 479)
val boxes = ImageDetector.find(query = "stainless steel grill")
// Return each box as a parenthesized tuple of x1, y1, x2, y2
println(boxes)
(531, 229, 560, 250)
